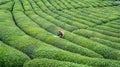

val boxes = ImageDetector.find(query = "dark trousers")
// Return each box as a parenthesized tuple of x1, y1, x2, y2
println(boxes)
(57, 33, 63, 38)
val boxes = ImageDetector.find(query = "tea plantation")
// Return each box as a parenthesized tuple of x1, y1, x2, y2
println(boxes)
(0, 0, 120, 67)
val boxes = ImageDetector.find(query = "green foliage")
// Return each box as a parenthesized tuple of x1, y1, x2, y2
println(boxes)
(23, 58, 91, 67)
(0, 2, 13, 10)
(32, 46, 120, 67)
(26, 8, 120, 60)
(1, 21, 120, 67)
(73, 29, 120, 60)
(62, 10, 98, 26)
(89, 27, 120, 37)
(88, 28, 120, 43)
(0, 0, 10, 5)
(105, 23, 120, 29)
(20, 0, 33, 11)
(35, 11, 78, 31)
(13, 0, 24, 11)
(0, 10, 14, 26)
(54, 10, 100, 25)
(90, 37, 120, 50)
(13, 11, 103, 58)
(96, 26, 120, 33)
(1, 0, 120, 66)
(0, 41, 30, 67)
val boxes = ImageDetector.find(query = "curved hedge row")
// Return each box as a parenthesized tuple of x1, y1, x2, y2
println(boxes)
(36, 0, 120, 10)
(0, 41, 30, 67)
(0, 0, 10, 4)
(25, 9, 120, 60)
(13, 0, 24, 11)
(110, 19, 120, 25)
(36, 10, 88, 30)
(1, 0, 120, 67)
(88, 27, 120, 37)
(13, 11, 103, 58)
(1, 18, 120, 67)
(52, 10, 96, 27)
(31, 47, 120, 67)
(34, 10, 79, 31)
(1, 5, 120, 67)
(73, 29, 120, 49)
(74, 8, 107, 22)
(32, 0, 89, 29)
(80, 6, 120, 22)
(23, 58, 91, 67)
(105, 23, 120, 29)
(70, 9, 106, 22)
(62, 10, 100, 25)
(90, 37, 120, 50)
(55, 10, 100, 25)
(96, 26, 120, 33)
(0, 1, 13, 10)
(88, 28, 120, 43)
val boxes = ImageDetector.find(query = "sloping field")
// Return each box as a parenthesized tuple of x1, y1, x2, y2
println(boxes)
(0, 0, 120, 67)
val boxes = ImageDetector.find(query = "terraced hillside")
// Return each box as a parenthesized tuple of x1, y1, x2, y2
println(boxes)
(0, 0, 120, 67)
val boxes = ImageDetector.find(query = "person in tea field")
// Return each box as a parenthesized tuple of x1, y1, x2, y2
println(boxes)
(57, 30, 64, 38)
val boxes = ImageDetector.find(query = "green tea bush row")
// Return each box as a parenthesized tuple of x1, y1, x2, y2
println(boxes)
(68, 9, 102, 22)
(88, 27, 120, 37)
(82, 7, 120, 21)
(73, 0, 107, 8)
(23, 58, 91, 67)
(61, 10, 102, 25)
(55, 15, 89, 28)
(1, 1, 120, 66)
(0, 41, 30, 67)
(36, 10, 87, 30)
(90, 37, 120, 50)
(110, 19, 120, 24)
(105, 23, 120, 29)
(47, 0, 63, 10)
(0, 1, 13, 10)
(41, 0, 55, 10)
(88, 28, 120, 43)
(1, 15, 120, 67)
(0, 0, 10, 5)
(25, 9, 120, 60)
(55, 16, 88, 29)
(42, 0, 63, 10)
(55, 0, 67, 9)
(87, 6, 120, 15)
(41, 0, 88, 29)
(96, 26, 120, 33)
(72, 0, 88, 7)
(60, 0, 74, 9)
(33, 0, 89, 29)
(71, 29, 120, 60)
(70, 9, 107, 21)
(63, 0, 78, 8)
(74, 8, 107, 22)
(72, 0, 114, 7)
(31, 47, 120, 67)
(53, 10, 97, 26)
(19, 0, 33, 11)
(14, 11, 103, 58)
(13, 0, 24, 11)
(0, 10, 14, 26)
(27, 0, 89, 30)
(73, 29, 120, 43)
(33, 10, 78, 31)
(27, 2, 88, 32)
